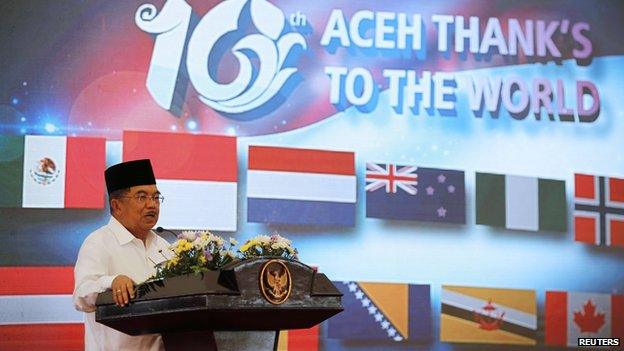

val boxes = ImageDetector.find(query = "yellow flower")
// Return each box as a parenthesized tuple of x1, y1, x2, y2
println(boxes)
(166, 257, 179, 268)
(183, 241, 193, 251)
(240, 243, 251, 252)
(198, 254, 207, 264)
(174, 246, 184, 255)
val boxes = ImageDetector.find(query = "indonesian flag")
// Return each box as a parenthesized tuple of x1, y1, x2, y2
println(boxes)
(545, 291, 624, 346)
(123, 130, 237, 231)
(0, 267, 83, 351)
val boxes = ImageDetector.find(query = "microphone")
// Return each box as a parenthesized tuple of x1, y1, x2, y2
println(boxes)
(155, 226, 178, 243)
(154, 227, 175, 264)
(157, 249, 170, 262)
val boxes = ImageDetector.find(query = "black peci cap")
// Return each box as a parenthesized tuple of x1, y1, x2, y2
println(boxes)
(104, 159, 156, 194)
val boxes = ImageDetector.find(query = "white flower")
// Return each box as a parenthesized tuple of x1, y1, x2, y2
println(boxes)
(215, 236, 224, 246)
(193, 236, 203, 249)
(255, 235, 271, 244)
(180, 230, 197, 241)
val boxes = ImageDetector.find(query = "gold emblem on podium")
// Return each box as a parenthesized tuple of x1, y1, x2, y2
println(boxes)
(259, 259, 292, 304)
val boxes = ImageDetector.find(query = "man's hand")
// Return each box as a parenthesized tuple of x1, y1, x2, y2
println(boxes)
(111, 275, 135, 307)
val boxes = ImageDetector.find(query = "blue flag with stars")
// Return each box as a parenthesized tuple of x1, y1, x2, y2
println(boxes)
(365, 163, 466, 223)
(327, 281, 431, 343)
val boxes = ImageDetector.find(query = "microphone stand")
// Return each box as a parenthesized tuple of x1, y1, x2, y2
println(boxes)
(155, 226, 178, 243)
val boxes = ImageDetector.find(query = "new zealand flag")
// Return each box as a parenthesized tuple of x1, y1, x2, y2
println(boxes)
(365, 163, 465, 223)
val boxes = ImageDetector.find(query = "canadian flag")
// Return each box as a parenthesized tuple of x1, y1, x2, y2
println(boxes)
(546, 291, 624, 346)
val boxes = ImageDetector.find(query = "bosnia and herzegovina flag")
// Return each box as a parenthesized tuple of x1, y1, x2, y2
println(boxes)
(546, 291, 624, 347)
(123, 131, 237, 231)
(327, 282, 431, 343)
(0, 135, 106, 209)
(476, 172, 567, 232)
(247, 145, 356, 227)
(440, 285, 537, 345)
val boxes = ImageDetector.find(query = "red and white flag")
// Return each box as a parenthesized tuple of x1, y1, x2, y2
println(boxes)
(123, 131, 237, 230)
(546, 291, 624, 347)
(0, 267, 84, 351)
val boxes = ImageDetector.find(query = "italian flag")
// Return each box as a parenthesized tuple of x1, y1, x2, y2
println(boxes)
(0, 135, 106, 209)
(475, 173, 567, 232)
(546, 291, 624, 347)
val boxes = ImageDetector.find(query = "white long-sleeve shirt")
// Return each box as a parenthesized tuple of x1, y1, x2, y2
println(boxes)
(73, 216, 172, 351)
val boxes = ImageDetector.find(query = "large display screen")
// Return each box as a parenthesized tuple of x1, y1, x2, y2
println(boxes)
(1, 0, 623, 349)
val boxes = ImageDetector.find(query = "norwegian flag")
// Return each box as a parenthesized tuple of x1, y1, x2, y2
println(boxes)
(574, 174, 624, 248)
(365, 163, 418, 195)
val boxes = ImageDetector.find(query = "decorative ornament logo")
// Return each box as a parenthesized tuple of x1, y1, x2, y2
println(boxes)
(30, 157, 60, 185)
(259, 259, 292, 304)
(136, 0, 307, 116)
(473, 299, 505, 331)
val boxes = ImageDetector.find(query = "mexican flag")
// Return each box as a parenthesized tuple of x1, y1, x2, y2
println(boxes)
(475, 172, 567, 232)
(546, 291, 624, 347)
(0, 135, 106, 209)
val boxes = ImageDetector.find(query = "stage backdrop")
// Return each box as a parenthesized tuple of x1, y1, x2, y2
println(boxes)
(1, 0, 623, 350)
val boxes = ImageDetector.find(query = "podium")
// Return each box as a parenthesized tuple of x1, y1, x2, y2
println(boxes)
(95, 258, 343, 350)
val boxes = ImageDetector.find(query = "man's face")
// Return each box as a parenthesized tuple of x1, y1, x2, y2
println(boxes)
(112, 185, 160, 236)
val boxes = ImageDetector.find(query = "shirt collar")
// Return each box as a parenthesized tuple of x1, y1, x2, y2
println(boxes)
(108, 216, 155, 246)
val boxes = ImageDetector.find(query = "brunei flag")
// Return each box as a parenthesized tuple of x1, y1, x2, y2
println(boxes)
(276, 326, 319, 351)
(546, 291, 624, 347)
(327, 281, 431, 342)
(440, 285, 537, 345)
(0, 135, 106, 209)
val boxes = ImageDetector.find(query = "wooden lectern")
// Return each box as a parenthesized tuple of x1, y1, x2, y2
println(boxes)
(95, 258, 343, 351)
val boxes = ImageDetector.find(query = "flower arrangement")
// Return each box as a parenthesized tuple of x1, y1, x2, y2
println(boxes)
(150, 232, 297, 280)
(152, 230, 237, 279)
(239, 234, 298, 260)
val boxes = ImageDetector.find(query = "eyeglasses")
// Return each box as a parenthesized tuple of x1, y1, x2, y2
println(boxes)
(116, 194, 165, 204)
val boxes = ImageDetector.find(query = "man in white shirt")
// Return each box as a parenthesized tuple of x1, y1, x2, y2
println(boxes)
(73, 159, 171, 351)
